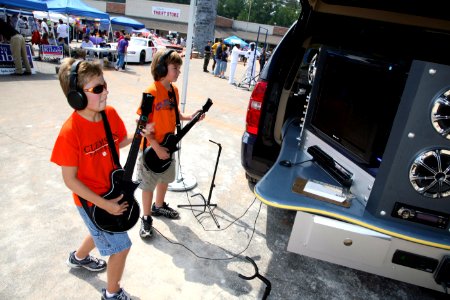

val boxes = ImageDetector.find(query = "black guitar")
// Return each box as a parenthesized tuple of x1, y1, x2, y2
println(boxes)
(86, 93, 154, 233)
(143, 98, 213, 173)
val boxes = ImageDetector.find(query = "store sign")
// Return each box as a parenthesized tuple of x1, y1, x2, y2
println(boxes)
(40, 45, 63, 61)
(0, 43, 35, 75)
(152, 6, 181, 19)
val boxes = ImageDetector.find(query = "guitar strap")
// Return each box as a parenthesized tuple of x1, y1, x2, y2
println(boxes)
(169, 83, 181, 133)
(101, 110, 122, 169)
(79, 111, 122, 220)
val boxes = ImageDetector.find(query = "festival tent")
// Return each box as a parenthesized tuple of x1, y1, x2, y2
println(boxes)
(0, 0, 47, 11)
(223, 35, 248, 47)
(110, 16, 145, 30)
(43, 0, 109, 20)
(1, 8, 34, 16)
(33, 10, 75, 23)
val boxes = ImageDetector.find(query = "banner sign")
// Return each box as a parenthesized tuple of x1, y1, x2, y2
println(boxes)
(0, 43, 35, 75)
(41, 45, 63, 61)
(152, 6, 181, 19)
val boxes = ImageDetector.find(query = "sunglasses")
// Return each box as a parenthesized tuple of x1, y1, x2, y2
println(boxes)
(83, 82, 108, 94)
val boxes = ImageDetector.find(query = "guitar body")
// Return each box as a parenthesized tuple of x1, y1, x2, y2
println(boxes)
(143, 98, 213, 174)
(91, 169, 141, 233)
(143, 133, 179, 173)
(78, 93, 155, 233)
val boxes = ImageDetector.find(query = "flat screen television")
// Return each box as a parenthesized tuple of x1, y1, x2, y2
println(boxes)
(308, 48, 408, 170)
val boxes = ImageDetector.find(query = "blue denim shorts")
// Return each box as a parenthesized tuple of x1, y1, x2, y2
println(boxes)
(76, 206, 132, 256)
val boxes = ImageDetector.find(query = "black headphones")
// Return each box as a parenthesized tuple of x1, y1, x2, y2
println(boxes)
(156, 49, 175, 78)
(67, 60, 88, 110)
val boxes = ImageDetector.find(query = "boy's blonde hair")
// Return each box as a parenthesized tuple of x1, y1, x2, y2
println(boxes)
(58, 58, 103, 97)
(151, 49, 183, 81)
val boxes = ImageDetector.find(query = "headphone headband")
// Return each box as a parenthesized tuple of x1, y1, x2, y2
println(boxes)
(69, 60, 81, 92)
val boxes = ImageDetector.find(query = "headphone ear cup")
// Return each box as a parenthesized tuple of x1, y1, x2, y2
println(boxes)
(67, 90, 88, 110)
(67, 60, 88, 110)
(156, 62, 167, 78)
(156, 49, 175, 78)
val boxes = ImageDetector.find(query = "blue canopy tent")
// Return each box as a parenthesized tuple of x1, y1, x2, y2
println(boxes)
(223, 35, 248, 47)
(1, 8, 34, 16)
(110, 16, 145, 30)
(43, 0, 109, 20)
(0, 0, 47, 11)
(40, 0, 110, 55)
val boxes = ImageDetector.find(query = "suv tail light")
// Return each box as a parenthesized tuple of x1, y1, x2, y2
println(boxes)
(245, 81, 268, 135)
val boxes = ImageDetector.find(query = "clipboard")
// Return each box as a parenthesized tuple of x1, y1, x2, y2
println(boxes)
(292, 177, 351, 208)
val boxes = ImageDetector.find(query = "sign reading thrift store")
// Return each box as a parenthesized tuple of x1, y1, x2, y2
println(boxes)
(152, 6, 181, 19)
(0, 43, 35, 75)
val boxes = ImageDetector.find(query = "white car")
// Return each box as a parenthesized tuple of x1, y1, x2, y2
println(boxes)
(125, 37, 158, 64)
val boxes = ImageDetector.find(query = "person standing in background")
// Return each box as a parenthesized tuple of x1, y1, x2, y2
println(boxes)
(0, 19, 32, 76)
(115, 34, 129, 71)
(57, 19, 69, 45)
(228, 44, 247, 85)
(259, 47, 267, 72)
(203, 40, 211, 72)
(211, 38, 219, 72)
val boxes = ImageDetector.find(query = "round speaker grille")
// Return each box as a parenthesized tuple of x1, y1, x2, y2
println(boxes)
(409, 149, 450, 198)
(431, 89, 450, 139)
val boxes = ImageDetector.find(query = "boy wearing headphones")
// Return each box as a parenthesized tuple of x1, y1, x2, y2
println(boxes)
(51, 58, 153, 299)
(137, 49, 205, 238)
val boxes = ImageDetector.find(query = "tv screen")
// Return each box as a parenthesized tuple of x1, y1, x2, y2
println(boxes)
(308, 48, 408, 169)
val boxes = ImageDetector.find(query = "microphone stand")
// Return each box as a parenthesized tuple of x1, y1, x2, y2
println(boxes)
(178, 140, 221, 228)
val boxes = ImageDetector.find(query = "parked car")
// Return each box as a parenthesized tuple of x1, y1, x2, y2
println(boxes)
(125, 37, 158, 64)
(242, 0, 450, 294)
(153, 37, 184, 54)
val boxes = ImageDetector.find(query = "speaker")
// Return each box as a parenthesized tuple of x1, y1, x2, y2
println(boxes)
(366, 60, 450, 231)
(156, 49, 175, 78)
(67, 60, 88, 110)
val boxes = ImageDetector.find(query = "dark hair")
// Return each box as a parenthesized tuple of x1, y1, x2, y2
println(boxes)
(0, 19, 18, 39)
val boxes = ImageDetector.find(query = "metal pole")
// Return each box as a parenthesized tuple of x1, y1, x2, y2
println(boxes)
(168, 0, 197, 191)
(67, 14, 71, 57)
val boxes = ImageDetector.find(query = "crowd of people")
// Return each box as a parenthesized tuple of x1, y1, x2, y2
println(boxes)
(203, 38, 269, 86)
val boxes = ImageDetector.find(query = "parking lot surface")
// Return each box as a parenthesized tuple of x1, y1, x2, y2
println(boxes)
(0, 58, 444, 299)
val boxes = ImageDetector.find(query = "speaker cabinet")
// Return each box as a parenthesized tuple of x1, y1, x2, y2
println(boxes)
(367, 60, 450, 231)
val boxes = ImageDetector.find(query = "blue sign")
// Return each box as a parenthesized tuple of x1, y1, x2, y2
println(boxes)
(0, 43, 35, 75)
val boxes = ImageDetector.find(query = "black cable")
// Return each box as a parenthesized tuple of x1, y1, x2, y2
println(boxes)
(151, 156, 262, 261)
(279, 158, 313, 168)
(292, 158, 313, 166)
(153, 198, 262, 261)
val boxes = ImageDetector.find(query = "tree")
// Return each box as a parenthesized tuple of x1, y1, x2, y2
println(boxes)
(270, 0, 300, 27)
(217, 0, 244, 20)
(218, 0, 300, 27)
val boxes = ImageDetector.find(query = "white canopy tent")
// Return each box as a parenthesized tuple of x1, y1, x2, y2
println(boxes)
(33, 10, 75, 23)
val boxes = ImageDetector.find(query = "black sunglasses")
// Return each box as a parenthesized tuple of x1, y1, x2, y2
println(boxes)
(84, 82, 108, 94)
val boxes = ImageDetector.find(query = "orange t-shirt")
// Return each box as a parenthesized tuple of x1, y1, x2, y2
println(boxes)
(138, 81, 180, 145)
(50, 106, 127, 207)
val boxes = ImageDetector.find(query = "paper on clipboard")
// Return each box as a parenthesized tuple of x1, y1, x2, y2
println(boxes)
(303, 180, 346, 203)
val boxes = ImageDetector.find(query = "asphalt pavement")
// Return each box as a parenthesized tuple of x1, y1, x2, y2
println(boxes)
(0, 57, 444, 299)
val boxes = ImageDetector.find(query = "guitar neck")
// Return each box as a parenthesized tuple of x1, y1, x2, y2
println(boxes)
(123, 118, 146, 180)
(123, 93, 154, 180)
(176, 110, 204, 141)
